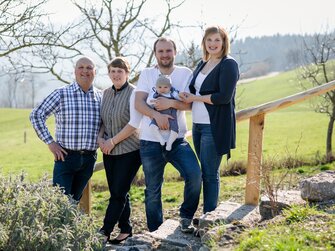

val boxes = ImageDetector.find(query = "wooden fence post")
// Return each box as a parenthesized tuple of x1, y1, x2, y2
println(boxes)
(79, 179, 92, 214)
(245, 114, 265, 205)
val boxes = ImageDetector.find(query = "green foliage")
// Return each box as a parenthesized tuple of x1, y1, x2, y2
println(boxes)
(163, 196, 177, 203)
(0, 173, 103, 251)
(297, 168, 305, 174)
(202, 223, 227, 249)
(320, 165, 331, 171)
(283, 204, 319, 224)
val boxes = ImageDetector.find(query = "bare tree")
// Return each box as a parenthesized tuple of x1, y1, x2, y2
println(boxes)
(0, 0, 86, 83)
(0, 0, 49, 57)
(177, 40, 201, 69)
(17, 0, 186, 84)
(73, 0, 186, 82)
(177, 21, 243, 70)
(2, 71, 25, 108)
(299, 30, 335, 161)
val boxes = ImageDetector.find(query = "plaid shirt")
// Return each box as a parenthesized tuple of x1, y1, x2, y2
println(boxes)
(30, 82, 102, 151)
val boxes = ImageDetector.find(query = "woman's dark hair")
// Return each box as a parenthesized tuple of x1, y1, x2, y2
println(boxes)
(107, 57, 131, 73)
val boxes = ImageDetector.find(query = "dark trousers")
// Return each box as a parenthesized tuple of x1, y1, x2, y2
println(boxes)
(53, 151, 97, 201)
(101, 150, 141, 235)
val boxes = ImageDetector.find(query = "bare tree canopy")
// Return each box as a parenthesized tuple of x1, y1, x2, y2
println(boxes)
(1, 0, 186, 84)
(0, 0, 85, 79)
(69, 0, 186, 83)
(299, 29, 335, 161)
(0, 0, 49, 57)
(1, 0, 243, 88)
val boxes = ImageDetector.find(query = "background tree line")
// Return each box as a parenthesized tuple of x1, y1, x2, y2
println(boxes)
(231, 33, 335, 79)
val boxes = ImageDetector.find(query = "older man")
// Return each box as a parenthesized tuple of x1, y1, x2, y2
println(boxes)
(30, 56, 102, 202)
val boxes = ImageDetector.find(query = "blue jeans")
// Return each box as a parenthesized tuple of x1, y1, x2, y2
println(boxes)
(53, 150, 97, 201)
(140, 138, 201, 232)
(193, 123, 223, 213)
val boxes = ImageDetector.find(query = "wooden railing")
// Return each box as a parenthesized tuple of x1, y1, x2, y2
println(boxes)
(80, 80, 335, 214)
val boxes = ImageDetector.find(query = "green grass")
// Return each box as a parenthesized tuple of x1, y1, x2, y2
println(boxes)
(236, 204, 335, 251)
(1, 68, 333, 180)
(0, 108, 180, 184)
(236, 70, 314, 109)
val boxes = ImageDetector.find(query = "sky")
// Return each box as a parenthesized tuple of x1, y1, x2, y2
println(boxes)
(40, 0, 335, 88)
(45, 0, 335, 41)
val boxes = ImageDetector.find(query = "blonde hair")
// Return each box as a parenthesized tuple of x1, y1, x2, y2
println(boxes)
(201, 25, 230, 61)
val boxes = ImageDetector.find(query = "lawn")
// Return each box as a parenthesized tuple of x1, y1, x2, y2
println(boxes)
(0, 68, 333, 181)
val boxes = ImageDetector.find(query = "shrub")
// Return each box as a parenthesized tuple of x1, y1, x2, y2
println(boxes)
(0, 173, 103, 251)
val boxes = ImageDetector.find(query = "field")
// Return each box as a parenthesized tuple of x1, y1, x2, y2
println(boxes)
(1, 69, 335, 246)
(1, 69, 332, 180)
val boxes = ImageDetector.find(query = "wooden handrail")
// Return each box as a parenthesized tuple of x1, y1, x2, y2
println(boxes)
(236, 80, 335, 121)
(80, 80, 335, 213)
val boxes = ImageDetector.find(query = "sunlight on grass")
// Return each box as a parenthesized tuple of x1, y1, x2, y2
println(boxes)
(237, 204, 335, 251)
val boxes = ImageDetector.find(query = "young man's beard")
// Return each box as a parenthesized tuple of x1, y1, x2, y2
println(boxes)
(157, 58, 174, 69)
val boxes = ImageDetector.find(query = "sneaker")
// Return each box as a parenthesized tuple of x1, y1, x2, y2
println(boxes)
(179, 218, 195, 233)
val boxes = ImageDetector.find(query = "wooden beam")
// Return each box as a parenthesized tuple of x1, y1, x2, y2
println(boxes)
(237, 80, 335, 122)
(79, 180, 92, 214)
(245, 114, 265, 205)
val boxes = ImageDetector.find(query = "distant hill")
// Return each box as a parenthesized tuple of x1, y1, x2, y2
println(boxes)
(177, 33, 334, 80)
(231, 33, 321, 79)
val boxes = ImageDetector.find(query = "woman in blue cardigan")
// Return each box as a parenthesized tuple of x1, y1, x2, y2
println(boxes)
(179, 25, 239, 213)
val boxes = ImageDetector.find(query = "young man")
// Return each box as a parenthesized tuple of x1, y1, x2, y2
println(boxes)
(30, 56, 102, 202)
(135, 37, 201, 233)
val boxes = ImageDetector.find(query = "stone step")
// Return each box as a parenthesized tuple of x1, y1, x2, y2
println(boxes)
(105, 219, 202, 250)
(199, 201, 260, 229)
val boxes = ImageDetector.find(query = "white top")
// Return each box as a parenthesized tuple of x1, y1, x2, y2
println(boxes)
(192, 72, 210, 124)
(136, 65, 192, 142)
(128, 91, 143, 128)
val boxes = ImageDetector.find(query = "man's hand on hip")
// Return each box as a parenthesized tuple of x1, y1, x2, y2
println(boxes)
(48, 142, 68, 161)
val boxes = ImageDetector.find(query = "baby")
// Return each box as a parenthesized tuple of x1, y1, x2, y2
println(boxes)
(150, 75, 180, 151)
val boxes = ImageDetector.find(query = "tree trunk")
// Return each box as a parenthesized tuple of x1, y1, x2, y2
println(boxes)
(326, 115, 335, 162)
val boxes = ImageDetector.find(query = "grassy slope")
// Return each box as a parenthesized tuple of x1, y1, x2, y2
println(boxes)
(0, 69, 333, 181)
(232, 70, 332, 161)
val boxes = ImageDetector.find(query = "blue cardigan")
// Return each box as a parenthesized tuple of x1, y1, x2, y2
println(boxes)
(189, 56, 239, 157)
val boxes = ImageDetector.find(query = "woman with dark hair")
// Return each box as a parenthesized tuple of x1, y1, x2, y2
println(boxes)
(98, 57, 142, 244)
(180, 25, 239, 213)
